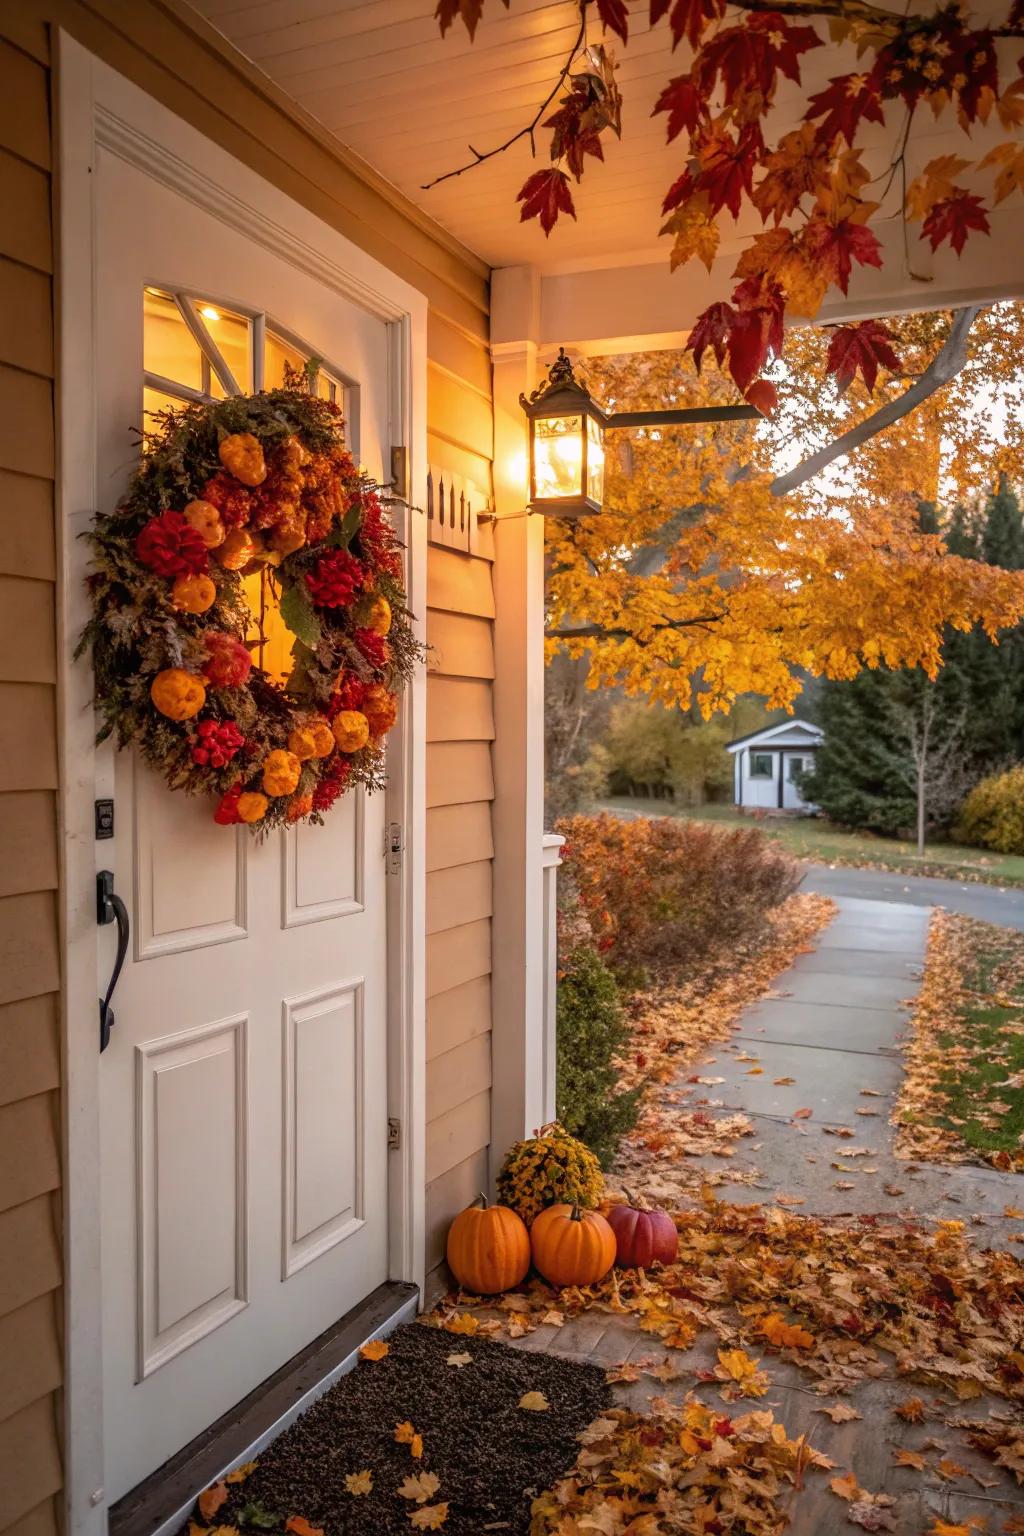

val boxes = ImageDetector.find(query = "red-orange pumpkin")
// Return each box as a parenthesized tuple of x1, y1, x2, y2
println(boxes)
(530, 1203, 616, 1289)
(606, 1197, 678, 1269)
(446, 1193, 530, 1296)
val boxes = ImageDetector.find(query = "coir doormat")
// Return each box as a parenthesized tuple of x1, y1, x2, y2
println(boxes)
(192, 1322, 611, 1536)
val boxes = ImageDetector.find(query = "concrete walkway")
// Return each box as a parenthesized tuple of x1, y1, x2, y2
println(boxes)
(685, 892, 1022, 1239)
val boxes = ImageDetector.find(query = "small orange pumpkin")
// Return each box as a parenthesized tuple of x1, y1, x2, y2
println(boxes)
(446, 1193, 530, 1297)
(530, 1203, 616, 1289)
(333, 710, 370, 753)
(170, 572, 216, 615)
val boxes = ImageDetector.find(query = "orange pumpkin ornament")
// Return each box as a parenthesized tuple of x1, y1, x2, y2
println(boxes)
(363, 683, 398, 738)
(219, 431, 267, 487)
(150, 668, 206, 721)
(217, 528, 261, 571)
(262, 749, 302, 797)
(446, 1193, 530, 1297)
(183, 499, 225, 548)
(332, 710, 370, 753)
(530, 1203, 616, 1289)
(364, 595, 392, 636)
(171, 572, 216, 615)
(288, 718, 335, 762)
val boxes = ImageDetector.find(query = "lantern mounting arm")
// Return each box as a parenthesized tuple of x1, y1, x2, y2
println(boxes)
(603, 404, 759, 428)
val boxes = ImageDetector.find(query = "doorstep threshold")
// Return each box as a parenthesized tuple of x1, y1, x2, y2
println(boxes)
(109, 1280, 419, 1536)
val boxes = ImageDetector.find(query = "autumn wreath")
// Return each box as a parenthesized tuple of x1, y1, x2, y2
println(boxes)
(79, 384, 421, 831)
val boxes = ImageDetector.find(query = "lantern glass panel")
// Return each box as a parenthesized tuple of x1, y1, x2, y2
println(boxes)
(586, 412, 605, 507)
(533, 413, 584, 500)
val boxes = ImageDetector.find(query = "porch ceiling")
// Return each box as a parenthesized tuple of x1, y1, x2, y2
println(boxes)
(191, 0, 1024, 343)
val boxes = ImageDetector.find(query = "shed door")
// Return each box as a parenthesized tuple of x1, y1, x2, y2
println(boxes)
(94, 148, 391, 1502)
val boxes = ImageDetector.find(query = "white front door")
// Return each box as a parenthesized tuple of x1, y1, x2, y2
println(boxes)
(94, 143, 392, 1502)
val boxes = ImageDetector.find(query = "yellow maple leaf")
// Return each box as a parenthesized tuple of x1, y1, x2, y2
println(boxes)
(904, 154, 971, 220)
(979, 141, 1024, 204)
(661, 197, 721, 274)
(344, 1470, 373, 1498)
(829, 1473, 862, 1501)
(409, 1504, 449, 1530)
(359, 1339, 389, 1362)
(225, 1462, 257, 1485)
(760, 1311, 814, 1350)
(444, 1313, 479, 1336)
(398, 1472, 441, 1504)
(893, 1397, 926, 1423)
(892, 1447, 925, 1470)
(197, 1485, 228, 1522)
(519, 1390, 551, 1411)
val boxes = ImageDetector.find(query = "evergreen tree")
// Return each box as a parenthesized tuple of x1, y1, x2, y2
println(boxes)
(803, 488, 1024, 840)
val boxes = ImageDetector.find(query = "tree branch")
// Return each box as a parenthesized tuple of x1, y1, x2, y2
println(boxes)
(546, 613, 725, 641)
(421, 1, 589, 191)
(769, 305, 984, 498)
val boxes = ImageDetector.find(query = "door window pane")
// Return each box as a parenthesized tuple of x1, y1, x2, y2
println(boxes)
(192, 301, 251, 393)
(265, 331, 308, 392)
(144, 288, 204, 390)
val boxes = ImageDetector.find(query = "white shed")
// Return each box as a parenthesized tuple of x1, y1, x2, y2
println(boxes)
(726, 720, 825, 812)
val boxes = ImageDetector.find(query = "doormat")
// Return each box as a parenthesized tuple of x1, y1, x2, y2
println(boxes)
(191, 1322, 611, 1536)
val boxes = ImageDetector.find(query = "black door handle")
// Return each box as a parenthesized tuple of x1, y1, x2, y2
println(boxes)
(97, 870, 130, 1053)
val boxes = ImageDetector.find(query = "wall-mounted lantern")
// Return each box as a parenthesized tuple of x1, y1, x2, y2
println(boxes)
(520, 347, 760, 521)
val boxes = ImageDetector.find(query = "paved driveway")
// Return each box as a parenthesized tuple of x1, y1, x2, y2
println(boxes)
(801, 860, 1024, 929)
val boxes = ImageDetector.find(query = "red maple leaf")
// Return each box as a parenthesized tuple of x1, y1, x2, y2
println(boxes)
(744, 378, 778, 415)
(651, 0, 727, 50)
(686, 301, 735, 373)
(517, 169, 576, 235)
(698, 12, 821, 102)
(825, 319, 902, 393)
(921, 191, 991, 255)
(802, 216, 883, 294)
(653, 73, 705, 142)
(950, 28, 998, 124)
(698, 130, 759, 218)
(805, 73, 885, 147)
(596, 0, 631, 41)
(661, 168, 696, 213)
(545, 89, 606, 181)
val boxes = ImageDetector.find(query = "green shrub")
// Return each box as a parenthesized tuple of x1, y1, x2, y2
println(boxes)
(556, 811, 800, 977)
(556, 943, 641, 1169)
(954, 767, 1024, 854)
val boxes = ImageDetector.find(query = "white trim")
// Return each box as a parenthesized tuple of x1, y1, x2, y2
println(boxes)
(55, 35, 428, 1533)
(725, 719, 824, 754)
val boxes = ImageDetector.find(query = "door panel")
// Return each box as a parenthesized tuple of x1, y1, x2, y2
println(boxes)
(95, 143, 392, 1501)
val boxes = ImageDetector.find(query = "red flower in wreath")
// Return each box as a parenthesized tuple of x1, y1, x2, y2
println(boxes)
(354, 627, 389, 669)
(305, 548, 364, 608)
(312, 754, 352, 812)
(203, 632, 253, 689)
(135, 511, 209, 578)
(191, 718, 245, 769)
(213, 783, 244, 824)
(330, 673, 367, 714)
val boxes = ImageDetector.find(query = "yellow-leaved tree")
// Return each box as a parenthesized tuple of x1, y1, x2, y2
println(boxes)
(545, 303, 1024, 714)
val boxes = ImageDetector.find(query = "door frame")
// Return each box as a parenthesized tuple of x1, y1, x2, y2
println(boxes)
(54, 34, 427, 1536)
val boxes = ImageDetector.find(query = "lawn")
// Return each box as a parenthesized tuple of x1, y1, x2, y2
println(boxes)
(897, 911, 1024, 1169)
(599, 796, 1024, 888)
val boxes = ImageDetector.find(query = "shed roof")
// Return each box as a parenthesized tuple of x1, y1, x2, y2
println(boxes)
(726, 720, 824, 754)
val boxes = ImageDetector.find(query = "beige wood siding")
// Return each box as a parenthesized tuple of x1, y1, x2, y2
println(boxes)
(0, 24, 62, 1535)
(0, 0, 496, 1517)
(423, 351, 496, 1279)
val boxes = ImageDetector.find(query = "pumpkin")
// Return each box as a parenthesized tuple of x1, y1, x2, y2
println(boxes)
(216, 528, 261, 571)
(606, 1195, 678, 1270)
(236, 791, 268, 824)
(530, 1203, 616, 1289)
(183, 499, 225, 548)
(262, 749, 302, 798)
(365, 594, 393, 636)
(333, 710, 370, 753)
(288, 719, 335, 762)
(446, 1193, 530, 1296)
(363, 684, 398, 739)
(171, 572, 216, 615)
(219, 431, 267, 487)
(150, 668, 206, 722)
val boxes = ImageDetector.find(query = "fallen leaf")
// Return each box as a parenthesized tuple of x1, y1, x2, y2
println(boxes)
(445, 1352, 472, 1368)
(398, 1472, 441, 1504)
(892, 1447, 925, 1470)
(793, 1108, 814, 1119)
(774, 1076, 796, 1085)
(226, 1463, 257, 1484)
(847, 1498, 896, 1531)
(344, 1470, 373, 1498)
(936, 1456, 968, 1480)
(359, 1339, 389, 1362)
(829, 1473, 862, 1501)
(443, 1313, 479, 1335)
(409, 1504, 448, 1530)
(893, 1398, 926, 1423)
(395, 1421, 424, 1459)
(198, 1485, 228, 1521)
(285, 1519, 322, 1536)
(817, 1403, 862, 1423)
(519, 1391, 551, 1411)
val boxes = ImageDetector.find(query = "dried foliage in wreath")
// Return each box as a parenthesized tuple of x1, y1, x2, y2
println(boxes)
(78, 382, 422, 832)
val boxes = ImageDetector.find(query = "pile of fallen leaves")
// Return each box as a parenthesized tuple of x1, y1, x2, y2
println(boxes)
(432, 1202, 1024, 1409)
(611, 892, 835, 1204)
(895, 910, 1024, 1173)
(529, 1397, 824, 1536)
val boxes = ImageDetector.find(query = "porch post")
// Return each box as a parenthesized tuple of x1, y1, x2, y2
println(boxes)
(489, 266, 547, 1178)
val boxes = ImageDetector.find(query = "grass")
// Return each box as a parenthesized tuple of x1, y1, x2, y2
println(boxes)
(599, 796, 1024, 888)
(931, 919, 1024, 1161)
